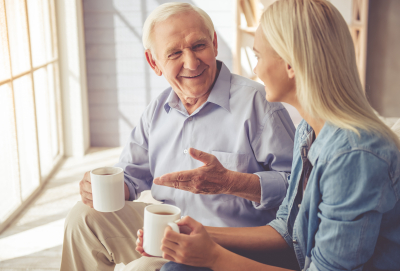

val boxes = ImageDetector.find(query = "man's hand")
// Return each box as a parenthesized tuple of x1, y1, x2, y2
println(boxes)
(79, 171, 130, 208)
(79, 171, 94, 208)
(153, 148, 233, 195)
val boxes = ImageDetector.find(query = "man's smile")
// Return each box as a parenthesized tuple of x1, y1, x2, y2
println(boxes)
(180, 68, 206, 79)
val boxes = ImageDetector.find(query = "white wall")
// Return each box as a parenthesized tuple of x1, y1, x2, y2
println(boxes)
(83, 0, 235, 147)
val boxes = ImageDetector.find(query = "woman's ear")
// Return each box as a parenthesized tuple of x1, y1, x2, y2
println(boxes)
(286, 63, 295, 79)
(145, 49, 162, 76)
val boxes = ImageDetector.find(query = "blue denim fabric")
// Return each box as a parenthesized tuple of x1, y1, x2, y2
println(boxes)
(160, 262, 212, 271)
(269, 120, 400, 271)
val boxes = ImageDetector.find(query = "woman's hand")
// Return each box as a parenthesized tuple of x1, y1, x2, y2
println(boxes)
(161, 216, 223, 268)
(135, 229, 153, 257)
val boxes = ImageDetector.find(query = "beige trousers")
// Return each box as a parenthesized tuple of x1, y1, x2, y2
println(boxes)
(60, 201, 169, 271)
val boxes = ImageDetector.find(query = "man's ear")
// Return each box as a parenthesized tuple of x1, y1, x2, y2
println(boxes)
(286, 63, 295, 79)
(212, 31, 218, 57)
(145, 49, 162, 76)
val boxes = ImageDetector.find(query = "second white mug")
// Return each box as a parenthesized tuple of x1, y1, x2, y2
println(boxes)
(143, 204, 181, 257)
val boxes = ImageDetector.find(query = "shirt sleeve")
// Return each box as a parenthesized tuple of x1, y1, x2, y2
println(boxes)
(252, 107, 295, 210)
(268, 193, 294, 249)
(309, 151, 397, 271)
(114, 109, 154, 201)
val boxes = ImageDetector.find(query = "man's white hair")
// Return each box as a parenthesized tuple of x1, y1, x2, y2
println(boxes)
(142, 2, 215, 52)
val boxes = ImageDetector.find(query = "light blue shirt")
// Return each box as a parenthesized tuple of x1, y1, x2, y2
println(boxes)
(269, 120, 400, 270)
(115, 61, 296, 227)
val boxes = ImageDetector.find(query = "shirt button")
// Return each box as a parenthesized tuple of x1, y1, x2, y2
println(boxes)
(188, 117, 193, 121)
(298, 204, 301, 208)
(293, 239, 298, 244)
(183, 149, 188, 154)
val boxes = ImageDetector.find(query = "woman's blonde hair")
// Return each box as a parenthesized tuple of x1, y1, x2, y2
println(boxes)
(260, 0, 400, 149)
(142, 3, 214, 53)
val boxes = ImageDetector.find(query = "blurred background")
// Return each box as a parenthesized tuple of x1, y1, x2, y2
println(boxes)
(0, 0, 399, 270)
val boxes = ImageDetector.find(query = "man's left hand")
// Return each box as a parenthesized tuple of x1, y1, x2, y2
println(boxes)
(153, 148, 233, 194)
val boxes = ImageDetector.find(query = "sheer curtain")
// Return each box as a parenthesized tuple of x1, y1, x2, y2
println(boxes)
(0, 0, 63, 227)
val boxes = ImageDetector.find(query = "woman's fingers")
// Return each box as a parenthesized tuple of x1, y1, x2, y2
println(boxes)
(162, 245, 179, 263)
(162, 238, 179, 251)
(162, 252, 176, 262)
(164, 226, 183, 243)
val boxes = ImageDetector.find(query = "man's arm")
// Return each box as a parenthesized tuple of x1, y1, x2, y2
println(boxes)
(153, 148, 262, 202)
(114, 104, 156, 201)
(225, 171, 261, 203)
(124, 183, 130, 200)
(250, 107, 295, 209)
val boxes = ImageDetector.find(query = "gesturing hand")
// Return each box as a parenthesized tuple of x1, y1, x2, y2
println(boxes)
(161, 216, 222, 268)
(153, 148, 233, 195)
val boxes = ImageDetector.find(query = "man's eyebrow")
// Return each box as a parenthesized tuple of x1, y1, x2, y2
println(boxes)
(165, 38, 209, 56)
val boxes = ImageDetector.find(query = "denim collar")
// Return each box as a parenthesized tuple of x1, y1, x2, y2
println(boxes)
(163, 61, 231, 114)
(307, 122, 339, 165)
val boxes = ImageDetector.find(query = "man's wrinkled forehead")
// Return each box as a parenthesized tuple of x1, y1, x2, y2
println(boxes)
(151, 12, 211, 56)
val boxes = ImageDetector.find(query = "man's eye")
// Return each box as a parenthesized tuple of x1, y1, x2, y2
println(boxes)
(193, 44, 205, 50)
(168, 52, 181, 59)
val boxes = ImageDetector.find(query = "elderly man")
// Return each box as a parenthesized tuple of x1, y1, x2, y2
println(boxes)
(60, 3, 295, 271)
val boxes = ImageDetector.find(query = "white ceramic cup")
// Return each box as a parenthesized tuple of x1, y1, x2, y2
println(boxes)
(90, 167, 125, 212)
(143, 204, 181, 257)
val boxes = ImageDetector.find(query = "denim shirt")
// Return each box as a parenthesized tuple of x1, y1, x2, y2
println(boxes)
(269, 120, 400, 271)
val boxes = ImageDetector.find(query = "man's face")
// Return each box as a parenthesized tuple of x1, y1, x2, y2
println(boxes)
(145, 11, 218, 100)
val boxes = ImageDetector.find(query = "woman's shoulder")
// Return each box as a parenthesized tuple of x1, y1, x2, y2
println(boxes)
(316, 123, 400, 186)
(325, 125, 399, 164)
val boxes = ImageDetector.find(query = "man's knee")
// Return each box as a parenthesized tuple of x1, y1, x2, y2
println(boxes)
(160, 262, 212, 271)
(64, 201, 96, 238)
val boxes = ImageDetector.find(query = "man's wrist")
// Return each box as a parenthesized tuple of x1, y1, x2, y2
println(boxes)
(225, 171, 260, 194)
(124, 183, 130, 200)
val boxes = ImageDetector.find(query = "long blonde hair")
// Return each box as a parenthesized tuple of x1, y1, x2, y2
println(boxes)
(261, 0, 400, 149)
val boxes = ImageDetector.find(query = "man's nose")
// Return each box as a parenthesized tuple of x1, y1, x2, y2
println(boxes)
(182, 50, 200, 71)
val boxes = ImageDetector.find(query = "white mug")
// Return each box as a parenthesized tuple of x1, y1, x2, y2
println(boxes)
(90, 167, 125, 212)
(143, 204, 181, 257)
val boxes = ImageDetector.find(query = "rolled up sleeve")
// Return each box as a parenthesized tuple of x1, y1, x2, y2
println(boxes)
(252, 108, 295, 210)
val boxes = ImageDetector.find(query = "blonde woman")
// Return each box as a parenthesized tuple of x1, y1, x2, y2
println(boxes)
(135, 0, 400, 270)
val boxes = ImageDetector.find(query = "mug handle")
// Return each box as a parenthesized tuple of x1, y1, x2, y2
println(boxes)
(167, 220, 180, 233)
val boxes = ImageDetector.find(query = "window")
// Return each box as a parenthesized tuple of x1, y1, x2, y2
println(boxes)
(0, 0, 62, 225)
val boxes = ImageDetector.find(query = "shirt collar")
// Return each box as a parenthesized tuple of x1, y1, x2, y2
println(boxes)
(163, 60, 231, 113)
(163, 87, 180, 113)
(206, 61, 231, 112)
(307, 121, 339, 165)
